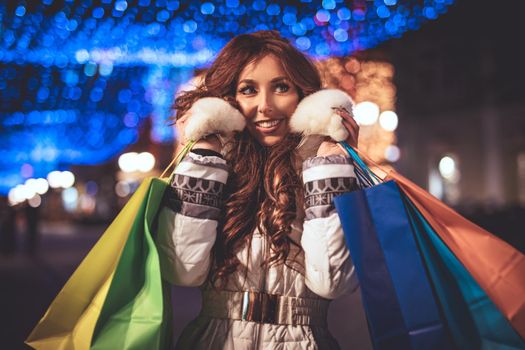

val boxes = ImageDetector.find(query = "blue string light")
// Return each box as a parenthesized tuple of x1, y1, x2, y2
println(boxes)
(0, 0, 454, 195)
(201, 2, 215, 15)
(0, 1, 454, 67)
(266, 4, 280, 16)
(0, 63, 154, 194)
(377, 5, 392, 18)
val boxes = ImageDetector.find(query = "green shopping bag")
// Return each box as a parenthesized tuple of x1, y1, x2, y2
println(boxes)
(90, 177, 173, 350)
(25, 178, 157, 350)
(27, 142, 196, 349)
(90, 143, 200, 349)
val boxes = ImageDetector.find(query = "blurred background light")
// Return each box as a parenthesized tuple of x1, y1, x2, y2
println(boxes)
(62, 187, 78, 212)
(20, 164, 34, 178)
(354, 101, 380, 126)
(35, 178, 50, 195)
(61, 171, 76, 189)
(118, 152, 139, 173)
(384, 144, 401, 162)
(201, 3, 215, 15)
(85, 181, 99, 196)
(379, 110, 399, 131)
(115, 180, 131, 197)
(24, 179, 39, 195)
(0, 0, 453, 195)
(8, 188, 20, 206)
(47, 171, 63, 189)
(79, 194, 96, 214)
(439, 155, 457, 180)
(28, 194, 42, 208)
(137, 152, 156, 172)
(118, 152, 156, 173)
(315, 9, 331, 23)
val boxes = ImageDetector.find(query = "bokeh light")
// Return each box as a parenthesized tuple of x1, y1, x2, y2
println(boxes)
(118, 152, 139, 172)
(0, 0, 454, 195)
(384, 145, 401, 162)
(47, 171, 63, 189)
(0, 1, 454, 67)
(28, 194, 42, 208)
(137, 152, 156, 172)
(62, 187, 78, 212)
(379, 111, 399, 131)
(115, 180, 131, 197)
(354, 101, 380, 126)
(439, 155, 458, 181)
(61, 171, 76, 189)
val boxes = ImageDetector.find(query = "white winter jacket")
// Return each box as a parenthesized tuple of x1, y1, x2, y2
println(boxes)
(155, 150, 359, 350)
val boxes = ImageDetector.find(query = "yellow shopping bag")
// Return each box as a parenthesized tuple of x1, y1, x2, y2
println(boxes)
(26, 178, 153, 350)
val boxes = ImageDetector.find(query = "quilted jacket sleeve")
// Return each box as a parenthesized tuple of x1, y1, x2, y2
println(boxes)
(301, 155, 360, 299)
(155, 151, 228, 287)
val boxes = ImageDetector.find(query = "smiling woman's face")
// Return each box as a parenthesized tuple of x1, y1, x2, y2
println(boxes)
(235, 54, 300, 147)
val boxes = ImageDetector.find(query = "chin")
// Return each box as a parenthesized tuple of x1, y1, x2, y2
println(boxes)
(256, 134, 286, 147)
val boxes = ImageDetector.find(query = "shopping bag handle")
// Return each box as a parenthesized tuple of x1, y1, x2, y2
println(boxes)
(161, 140, 390, 186)
(337, 141, 389, 186)
(160, 140, 197, 181)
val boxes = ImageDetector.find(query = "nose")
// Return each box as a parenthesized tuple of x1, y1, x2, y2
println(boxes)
(257, 90, 274, 115)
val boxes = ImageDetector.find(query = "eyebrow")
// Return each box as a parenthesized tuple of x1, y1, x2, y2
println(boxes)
(237, 76, 290, 85)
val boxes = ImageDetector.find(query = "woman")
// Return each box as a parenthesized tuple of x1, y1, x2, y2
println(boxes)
(155, 30, 360, 349)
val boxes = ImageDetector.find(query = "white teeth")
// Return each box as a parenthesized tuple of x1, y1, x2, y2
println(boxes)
(255, 119, 282, 128)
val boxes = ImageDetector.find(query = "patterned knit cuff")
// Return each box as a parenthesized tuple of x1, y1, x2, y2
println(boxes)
(163, 153, 228, 220)
(303, 155, 357, 220)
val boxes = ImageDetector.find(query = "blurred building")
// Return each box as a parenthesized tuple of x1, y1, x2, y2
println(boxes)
(382, 0, 525, 209)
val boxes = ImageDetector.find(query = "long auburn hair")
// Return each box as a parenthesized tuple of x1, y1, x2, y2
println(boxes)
(172, 30, 322, 287)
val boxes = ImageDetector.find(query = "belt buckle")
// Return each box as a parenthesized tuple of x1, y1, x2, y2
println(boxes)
(241, 291, 278, 324)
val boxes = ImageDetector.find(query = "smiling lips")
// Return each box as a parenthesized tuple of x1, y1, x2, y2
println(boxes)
(254, 118, 284, 133)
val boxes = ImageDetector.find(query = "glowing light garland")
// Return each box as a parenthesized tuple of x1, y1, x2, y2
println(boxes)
(0, 63, 150, 193)
(1, 0, 454, 66)
(0, 0, 455, 195)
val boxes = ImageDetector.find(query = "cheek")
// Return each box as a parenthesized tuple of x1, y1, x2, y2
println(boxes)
(277, 95, 300, 118)
(236, 98, 256, 119)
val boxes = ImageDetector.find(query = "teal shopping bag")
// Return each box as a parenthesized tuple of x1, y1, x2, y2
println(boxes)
(404, 198, 525, 350)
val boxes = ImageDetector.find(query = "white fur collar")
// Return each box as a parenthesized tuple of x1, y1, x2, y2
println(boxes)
(184, 97, 246, 142)
(183, 89, 354, 160)
(289, 88, 354, 141)
(290, 89, 355, 161)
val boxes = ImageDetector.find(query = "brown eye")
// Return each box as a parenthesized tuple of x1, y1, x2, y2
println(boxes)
(238, 85, 256, 95)
(275, 83, 290, 93)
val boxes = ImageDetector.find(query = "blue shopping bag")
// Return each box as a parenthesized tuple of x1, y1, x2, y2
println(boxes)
(334, 180, 452, 350)
(336, 142, 525, 349)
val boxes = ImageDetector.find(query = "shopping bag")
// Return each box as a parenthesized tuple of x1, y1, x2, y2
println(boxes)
(25, 179, 154, 350)
(338, 142, 525, 346)
(26, 142, 196, 349)
(392, 171, 525, 339)
(90, 177, 172, 350)
(334, 180, 451, 350)
(404, 197, 525, 349)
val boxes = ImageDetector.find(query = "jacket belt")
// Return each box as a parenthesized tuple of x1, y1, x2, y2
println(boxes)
(201, 290, 329, 326)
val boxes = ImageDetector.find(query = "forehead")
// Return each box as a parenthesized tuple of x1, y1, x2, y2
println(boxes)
(238, 54, 287, 81)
